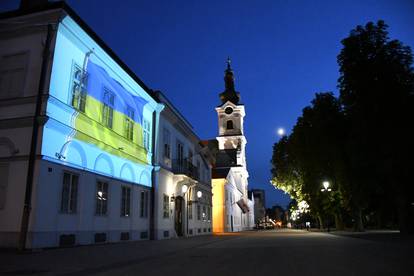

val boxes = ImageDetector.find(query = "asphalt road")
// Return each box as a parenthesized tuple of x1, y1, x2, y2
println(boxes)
(1, 229, 413, 276)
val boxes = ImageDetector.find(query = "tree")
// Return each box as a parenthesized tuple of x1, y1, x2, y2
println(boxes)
(338, 20, 414, 233)
(272, 92, 346, 230)
(271, 21, 414, 233)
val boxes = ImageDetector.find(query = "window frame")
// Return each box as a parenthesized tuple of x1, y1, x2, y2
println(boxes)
(188, 202, 193, 220)
(226, 120, 234, 130)
(143, 119, 151, 151)
(202, 205, 206, 221)
(102, 88, 115, 129)
(163, 128, 171, 160)
(176, 140, 184, 169)
(197, 204, 201, 221)
(60, 171, 79, 214)
(163, 194, 169, 218)
(95, 180, 109, 216)
(140, 190, 149, 218)
(125, 105, 135, 141)
(70, 64, 88, 112)
(121, 186, 131, 217)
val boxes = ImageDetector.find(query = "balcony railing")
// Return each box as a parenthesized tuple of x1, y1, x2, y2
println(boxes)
(172, 158, 199, 180)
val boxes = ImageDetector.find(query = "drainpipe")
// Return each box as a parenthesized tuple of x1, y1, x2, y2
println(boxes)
(150, 103, 164, 240)
(19, 24, 54, 251)
(150, 110, 156, 240)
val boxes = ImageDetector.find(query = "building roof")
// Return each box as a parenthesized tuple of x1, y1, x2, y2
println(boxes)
(0, 1, 158, 104)
(219, 58, 241, 105)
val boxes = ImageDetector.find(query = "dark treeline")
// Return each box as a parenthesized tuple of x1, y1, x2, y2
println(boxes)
(271, 21, 414, 233)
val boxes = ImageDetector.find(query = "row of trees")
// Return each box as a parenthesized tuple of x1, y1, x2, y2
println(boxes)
(271, 21, 414, 233)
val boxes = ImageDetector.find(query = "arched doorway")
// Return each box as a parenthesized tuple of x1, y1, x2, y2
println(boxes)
(175, 196, 184, 236)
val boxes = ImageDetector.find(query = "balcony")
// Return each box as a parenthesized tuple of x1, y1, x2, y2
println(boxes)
(172, 158, 199, 181)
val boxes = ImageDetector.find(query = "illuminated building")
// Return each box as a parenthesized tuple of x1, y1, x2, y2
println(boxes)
(0, 2, 163, 248)
(252, 189, 266, 222)
(152, 91, 214, 239)
(209, 59, 254, 232)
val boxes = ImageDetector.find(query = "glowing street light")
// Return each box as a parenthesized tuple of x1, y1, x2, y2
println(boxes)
(321, 181, 332, 192)
(181, 184, 188, 194)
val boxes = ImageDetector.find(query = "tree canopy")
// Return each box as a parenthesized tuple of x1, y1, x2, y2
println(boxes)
(271, 21, 414, 232)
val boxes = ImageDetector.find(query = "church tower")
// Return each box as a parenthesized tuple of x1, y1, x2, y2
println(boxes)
(215, 58, 247, 169)
(211, 58, 253, 232)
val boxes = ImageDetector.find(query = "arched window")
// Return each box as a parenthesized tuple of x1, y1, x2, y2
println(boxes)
(226, 120, 234, 130)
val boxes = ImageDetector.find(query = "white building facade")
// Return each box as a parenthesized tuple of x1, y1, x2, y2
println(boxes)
(0, 3, 162, 248)
(152, 91, 213, 239)
(211, 60, 254, 232)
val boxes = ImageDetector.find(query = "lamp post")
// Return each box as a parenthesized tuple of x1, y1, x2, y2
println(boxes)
(321, 181, 332, 231)
(181, 184, 189, 237)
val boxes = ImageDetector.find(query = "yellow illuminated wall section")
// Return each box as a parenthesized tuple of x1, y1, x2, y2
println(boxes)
(212, 178, 226, 233)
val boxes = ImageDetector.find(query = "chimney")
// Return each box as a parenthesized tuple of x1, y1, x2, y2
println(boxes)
(20, 0, 50, 10)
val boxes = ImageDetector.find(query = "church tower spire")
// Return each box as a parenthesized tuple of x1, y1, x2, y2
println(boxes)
(219, 57, 240, 105)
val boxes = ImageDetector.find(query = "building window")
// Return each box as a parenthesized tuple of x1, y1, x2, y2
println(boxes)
(61, 172, 78, 214)
(0, 52, 27, 99)
(163, 128, 171, 160)
(177, 141, 184, 169)
(197, 204, 201, 221)
(189, 202, 193, 220)
(140, 190, 149, 218)
(188, 149, 193, 163)
(208, 206, 211, 221)
(0, 163, 9, 209)
(70, 65, 87, 112)
(121, 186, 131, 217)
(197, 160, 201, 181)
(125, 106, 134, 141)
(95, 181, 108, 216)
(143, 119, 151, 151)
(102, 88, 115, 129)
(226, 120, 234, 129)
(163, 194, 169, 218)
(202, 205, 206, 221)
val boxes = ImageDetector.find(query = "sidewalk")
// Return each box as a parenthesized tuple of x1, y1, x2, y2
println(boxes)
(0, 234, 235, 275)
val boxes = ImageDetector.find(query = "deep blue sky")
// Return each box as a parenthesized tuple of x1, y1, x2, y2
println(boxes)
(2, 0, 413, 208)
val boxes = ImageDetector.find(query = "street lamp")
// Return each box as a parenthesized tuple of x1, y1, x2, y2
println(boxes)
(182, 184, 188, 194)
(321, 181, 332, 232)
(321, 181, 332, 192)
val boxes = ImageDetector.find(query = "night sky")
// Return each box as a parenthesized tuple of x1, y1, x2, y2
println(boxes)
(2, 0, 413, 208)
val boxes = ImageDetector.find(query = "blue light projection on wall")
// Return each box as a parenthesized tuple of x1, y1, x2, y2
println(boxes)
(41, 15, 161, 187)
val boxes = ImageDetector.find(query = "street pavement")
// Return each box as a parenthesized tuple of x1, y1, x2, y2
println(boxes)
(1, 229, 413, 276)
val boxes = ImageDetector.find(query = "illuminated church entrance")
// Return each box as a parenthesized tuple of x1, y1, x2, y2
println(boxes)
(175, 196, 184, 237)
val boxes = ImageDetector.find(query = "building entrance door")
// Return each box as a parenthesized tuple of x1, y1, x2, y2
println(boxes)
(175, 196, 184, 236)
(231, 215, 234, 232)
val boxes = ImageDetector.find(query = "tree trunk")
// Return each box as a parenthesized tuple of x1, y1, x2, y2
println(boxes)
(397, 194, 414, 234)
(317, 215, 324, 230)
(353, 209, 364, 232)
(334, 212, 344, 230)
